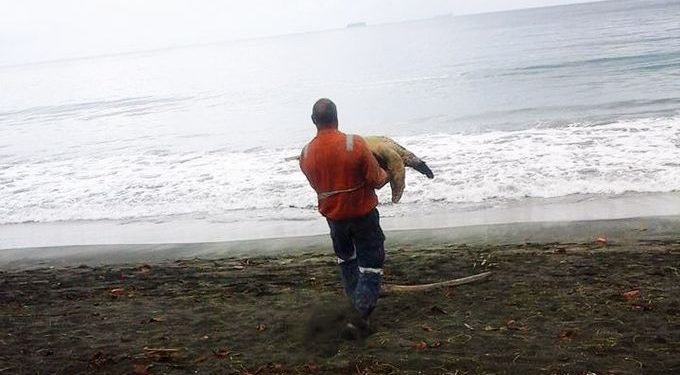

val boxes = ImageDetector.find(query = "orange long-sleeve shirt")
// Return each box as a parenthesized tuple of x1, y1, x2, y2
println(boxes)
(300, 128, 388, 220)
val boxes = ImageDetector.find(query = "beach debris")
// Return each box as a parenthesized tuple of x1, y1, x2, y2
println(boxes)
(133, 363, 152, 374)
(380, 271, 492, 295)
(256, 363, 287, 373)
(429, 305, 448, 315)
(622, 290, 640, 303)
(36, 348, 54, 357)
(256, 323, 267, 332)
(505, 319, 527, 331)
(414, 339, 441, 351)
(622, 289, 652, 311)
(232, 259, 251, 270)
(138, 264, 152, 273)
(143, 347, 181, 353)
(513, 352, 522, 363)
(147, 316, 165, 323)
(223, 286, 236, 297)
(414, 341, 428, 351)
(558, 329, 578, 340)
(446, 334, 473, 345)
(142, 347, 182, 362)
(624, 357, 644, 369)
(303, 361, 318, 373)
(0, 291, 17, 303)
(212, 348, 231, 359)
(595, 235, 608, 246)
(463, 323, 475, 331)
(88, 351, 111, 368)
(109, 288, 125, 298)
(428, 339, 442, 348)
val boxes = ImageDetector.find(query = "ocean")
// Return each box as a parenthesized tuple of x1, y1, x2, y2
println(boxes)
(1, 0, 679, 249)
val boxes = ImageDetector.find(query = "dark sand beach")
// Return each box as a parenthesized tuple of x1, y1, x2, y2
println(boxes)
(1, 218, 680, 374)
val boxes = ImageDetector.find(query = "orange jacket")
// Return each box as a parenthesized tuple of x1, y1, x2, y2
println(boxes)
(300, 128, 388, 220)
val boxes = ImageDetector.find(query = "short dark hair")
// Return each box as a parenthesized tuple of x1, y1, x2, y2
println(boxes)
(311, 98, 338, 125)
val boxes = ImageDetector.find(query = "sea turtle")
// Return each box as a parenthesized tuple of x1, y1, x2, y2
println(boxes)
(288, 135, 434, 203)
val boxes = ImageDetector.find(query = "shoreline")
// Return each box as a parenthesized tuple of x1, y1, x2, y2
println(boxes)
(2, 214, 680, 270)
(2, 191, 679, 251)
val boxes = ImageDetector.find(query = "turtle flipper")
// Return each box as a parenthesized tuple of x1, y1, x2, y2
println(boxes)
(368, 136, 434, 179)
(367, 142, 405, 203)
(409, 159, 434, 179)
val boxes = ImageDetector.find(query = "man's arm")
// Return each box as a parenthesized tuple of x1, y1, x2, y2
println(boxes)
(299, 145, 318, 192)
(357, 137, 390, 189)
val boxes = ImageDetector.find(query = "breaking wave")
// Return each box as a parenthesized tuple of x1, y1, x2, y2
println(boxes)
(1, 116, 679, 225)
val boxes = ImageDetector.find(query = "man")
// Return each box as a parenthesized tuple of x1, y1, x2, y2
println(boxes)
(299, 98, 390, 332)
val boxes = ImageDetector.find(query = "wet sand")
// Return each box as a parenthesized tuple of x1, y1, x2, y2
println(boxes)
(1, 218, 680, 374)
(3, 215, 680, 269)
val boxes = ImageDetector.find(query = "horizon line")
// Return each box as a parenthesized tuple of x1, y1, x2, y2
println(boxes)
(0, 0, 609, 69)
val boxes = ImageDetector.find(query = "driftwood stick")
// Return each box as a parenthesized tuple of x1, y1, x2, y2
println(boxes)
(380, 271, 492, 296)
(143, 347, 181, 352)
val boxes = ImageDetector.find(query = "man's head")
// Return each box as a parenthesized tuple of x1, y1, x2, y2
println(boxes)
(311, 98, 338, 129)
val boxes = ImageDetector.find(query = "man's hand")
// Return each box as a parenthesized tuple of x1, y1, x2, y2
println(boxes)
(376, 168, 391, 189)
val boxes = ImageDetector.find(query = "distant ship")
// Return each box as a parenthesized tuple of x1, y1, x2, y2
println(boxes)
(346, 22, 367, 28)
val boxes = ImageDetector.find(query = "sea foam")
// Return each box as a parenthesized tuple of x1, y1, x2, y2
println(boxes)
(1, 116, 678, 225)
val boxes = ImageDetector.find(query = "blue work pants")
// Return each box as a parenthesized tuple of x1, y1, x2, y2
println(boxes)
(327, 208, 385, 318)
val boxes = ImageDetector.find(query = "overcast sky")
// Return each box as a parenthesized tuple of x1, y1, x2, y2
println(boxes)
(1, 0, 601, 66)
